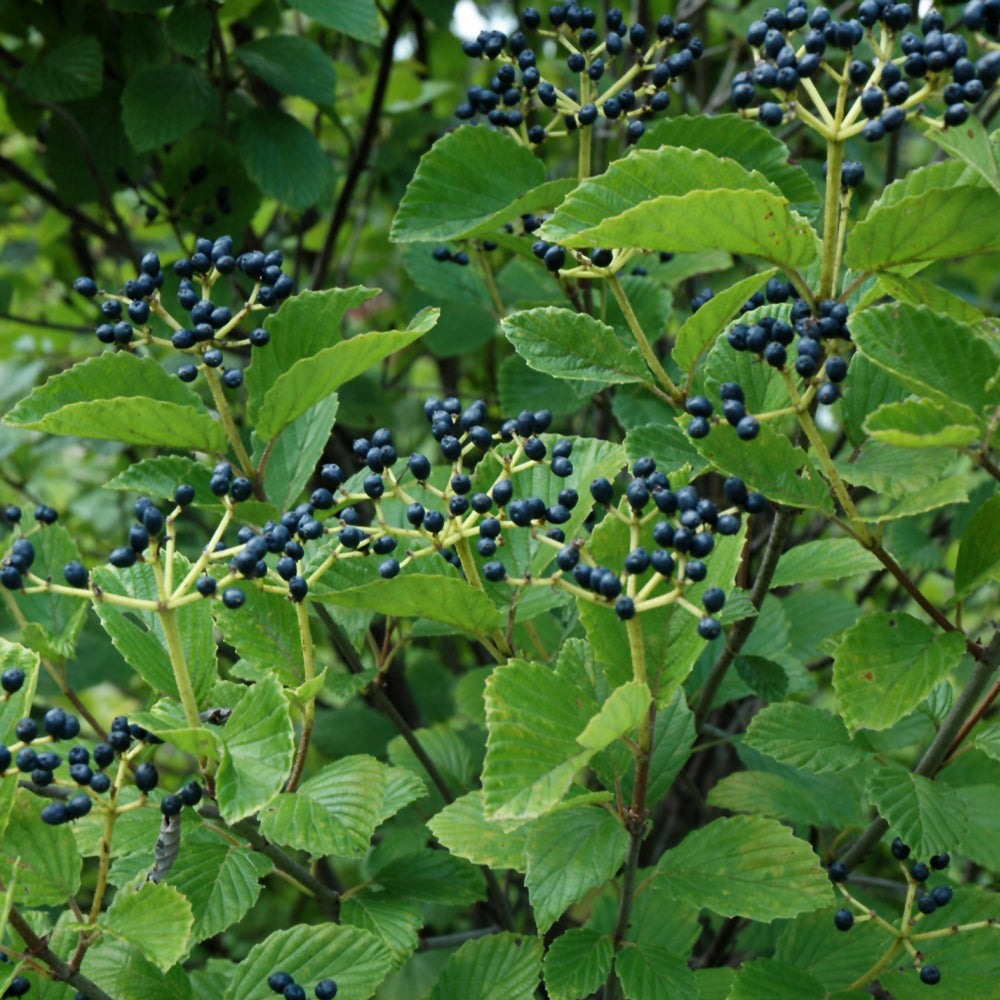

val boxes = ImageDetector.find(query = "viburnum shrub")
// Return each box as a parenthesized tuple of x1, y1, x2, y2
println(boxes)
(2, 0, 1000, 998)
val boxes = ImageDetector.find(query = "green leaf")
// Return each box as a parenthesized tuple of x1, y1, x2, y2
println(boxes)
(734, 655, 789, 701)
(744, 702, 873, 773)
(832, 612, 966, 732)
(4, 353, 226, 450)
(638, 114, 820, 209)
(866, 762, 968, 859)
(577, 680, 651, 751)
(215, 584, 305, 687)
(865, 397, 983, 449)
(91, 557, 216, 705)
(0, 789, 81, 907)
(165, 824, 273, 942)
(689, 419, 833, 513)
(215, 675, 295, 823)
(876, 272, 986, 326)
(673, 269, 778, 371)
(840, 353, 909, 448)
(18, 36, 102, 101)
(341, 891, 422, 969)
(165, 4, 213, 57)
(865, 476, 969, 524)
(105, 455, 214, 502)
(851, 303, 1000, 415)
(240, 107, 334, 212)
(539, 148, 819, 271)
(482, 658, 598, 821)
(846, 179, 1000, 272)
(544, 928, 614, 1000)
(655, 815, 831, 921)
(257, 308, 437, 438)
(7, 523, 87, 660)
(81, 937, 195, 1000)
(616, 943, 697, 1000)
(725, 958, 828, 1000)
(370, 844, 485, 904)
(312, 574, 502, 635)
(835, 441, 957, 499)
(258, 755, 388, 858)
(289, 0, 380, 43)
(623, 422, 711, 480)
(503, 306, 651, 388)
(104, 876, 194, 971)
(235, 36, 337, 105)
(247, 286, 380, 421)
(525, 806, 628, 933)
(387, 725, 475, 796)
(769, 538, 881, 588)
(428, 790, 530, 872)
(131, 699, 223, 759)
(920, 116, 1000, 195)
(121, 64, 214, 152)
(259, 394, 341, 512)
(707, 769, 860, 829)
(391, 128, 546, 242)
(954, 494, 1000, 600)
(222, 924, 393, 1000)
(423, 932, 542, 1000)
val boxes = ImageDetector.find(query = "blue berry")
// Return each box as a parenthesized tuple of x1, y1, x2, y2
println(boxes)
(626, 479, 649, 510)
(702, 587, 726, 613)
(697, 616, 721, 640)
(590, 477, 614, 503)
(736, 416, 760, 440)
(42, 802, 71, 825)
(223, 588, 246, 609)
(920, 966, 941, 985)
(93, 743, 114, 768)
(834, 908, 854, 931)
(828, 861, 849, 882)
(268, 973, 295, 994)
(181, 781, 203, 806)
(910, 862, 930, 882)
(930, 885, 953, 906)
(917, 895, 937, 914)
(16, 718, 38, 742)
(615, 596, 635, 619)
(161, 794, 183, 816)
(483, 561, 507, 582)
(315, 980, 338, 1000)
(135, 762, 158, 792)
(288, 576, 308, 601)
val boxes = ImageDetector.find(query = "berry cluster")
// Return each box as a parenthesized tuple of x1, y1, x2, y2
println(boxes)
(830, 837, 959, 986)
(456, 5, 703, 144)
(732, 0, 998, 136)
(72, 235, 292, 388)
(267, 971, 337, 1000)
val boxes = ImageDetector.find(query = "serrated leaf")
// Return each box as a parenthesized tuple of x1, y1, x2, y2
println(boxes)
(954, 494, 1000, 600)
(769, 538, 881, 588)
(525, 806, 628, 933)
(289, 0, 380, 43)
(81, 937, 195, 1000)
(866, 763, 967, 859)
(258, 755, 387, 857)
(313, 573, 502, 635)
(622, 422, 711, 480)
(836, 441, 957, 498)
(18, 35, 102, 101)
(104, 877, 193, 971)
(428, 791, 530, 872)
(392, 128, 546, 243)
(840, 353, 909, 448)
(375, 766, 427, 825)
(832, 612, 966, 732)
(0, 789, 81, 906)
(257, 308, 436, 438)
(876, 272, 986, 326)
(655, 815, 831, 921)
(544, 928, 614, 1000)
(121, 64, 213, 151)
(707, 769, 860, 829)
(744, 702, 873, 773)
(577, 681, 651, 750)
(865, 396, 983, 449)
(4, 353, 225, 450)
(131, 699, 223, 758)
(235, 36, 337, 105)
(921, 115, 1000, 195)
(165, 824, 273, 942)
(240, 107, 334, 212)
(865, 475, 969, 523)
(165, 4, 212, 57)
(423, 932, 542, 1000)
(689, 419, 833, 513)
(502, 307, 651, 388)
(616, 942, 697, 1000)
(725, 958, 827, 1000)
(105, 455, 214, 502)
(341, 891, 422, 968)
(215, 675, 295, 823)
(734, 655, 788, 701)
(846, 179, 1000, 272)
(539, 148, 819, 271)
(371, 844, 485, 904)
(851, 303, 1000, 415)
(387, 725, 475, 796)
(638, 114, 820, 209)
(223, 924, 393, 1000)
(673, 269, 778, 371)
(482, 659, 597, 821)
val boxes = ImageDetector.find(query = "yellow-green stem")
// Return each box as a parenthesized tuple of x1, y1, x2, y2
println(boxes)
(159, 606, 202, 728)
(202, 367, 254, 476)
(286, 599, 316, 793)
(87, 754, 130, 925)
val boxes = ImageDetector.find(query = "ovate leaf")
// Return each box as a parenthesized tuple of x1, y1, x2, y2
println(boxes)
(832, 612, 966, 732)
(289, 0, 380, 43)
(726, 958, 828, 1000)
(655, 815, 831, 921)
(865, 397, 983, 449)
(392, 128, 546, 242)
(920, 115, 1000, 195)
(18, 36, 102, 101)
(121, 64, 213, 151)
(104, 877, 194, 971)
(525, 806, 628, 933)
(954, 494, 1000, 600)
(544, 928, 614, 1000)
(427, 790, 530, 872)
(215, 675, 295, 823)
(502, 307, 651, 388)
(341, 891, 422, 969)
(423, 932, 542, 1000)
(769, 538, 881, 588)
(616, 943, 697, 1000)
(866, 763, 968, 860)
(4, 353, 226, 451)
(235, 36, 337, 105)
(744, 702, 873, 773)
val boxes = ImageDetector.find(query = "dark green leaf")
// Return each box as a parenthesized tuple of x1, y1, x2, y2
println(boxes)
(769, 538, 881, 587)
(121, 64, 214, 152)
(341, 891, 422, 969)
(18, 35, 102, 101)
(423, 932, 542, 1000)
(726, 958, 828, 1000)
(616, 943, 697, 1000)
(544, 928, 614, 1000)
(165, 4, 212, 57)
(239, 107, 335, 212)
(235, 36, 337, 105)
(371, 844, 486, 904)
(955, 494, 1000, 600)
(289, 0, 380, 43)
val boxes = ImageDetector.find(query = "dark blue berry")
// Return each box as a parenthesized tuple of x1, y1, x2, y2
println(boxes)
(920, 966, 941, 985)
(268, 973, 295, 994)
(834, 908, 854, 931)
(42, 802, 71, 825)
(930, 853, 949, 870)
(135, 762, 158, 792)
(223, 587, 246, 609)
(697, 616, 722, 640)
(315, 980, 338, 1000)
(483, 561, 507, 582)
(910, 862, 930, 882)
